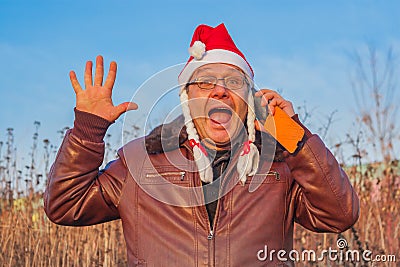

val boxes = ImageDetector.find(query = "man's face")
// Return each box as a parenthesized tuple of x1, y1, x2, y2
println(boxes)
(186, 63, 249, 147)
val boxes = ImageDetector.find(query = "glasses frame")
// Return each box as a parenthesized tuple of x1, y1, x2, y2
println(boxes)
(187, 75, 249, 91)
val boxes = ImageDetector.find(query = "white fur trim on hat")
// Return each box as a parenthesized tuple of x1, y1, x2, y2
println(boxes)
(178, 49, 253, 88)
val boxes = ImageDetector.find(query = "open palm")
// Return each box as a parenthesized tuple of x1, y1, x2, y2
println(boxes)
(70, 55, 138, 122)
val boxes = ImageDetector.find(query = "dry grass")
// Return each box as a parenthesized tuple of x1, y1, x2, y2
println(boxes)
(0, 125, 399, 266)
(292, 160, 400, 266)
(1, 162, 398, 266)
(0, 194, 127, 266)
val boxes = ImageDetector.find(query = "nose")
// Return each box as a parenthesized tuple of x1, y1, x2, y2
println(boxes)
(210, 82, 229, 98)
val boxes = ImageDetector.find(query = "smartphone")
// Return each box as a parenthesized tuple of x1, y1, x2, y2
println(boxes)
(251, 88, 305, 153)
(252, 87, 268, 124)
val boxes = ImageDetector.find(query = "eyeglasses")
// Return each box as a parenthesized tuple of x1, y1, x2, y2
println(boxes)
(187, 76, 248, 90)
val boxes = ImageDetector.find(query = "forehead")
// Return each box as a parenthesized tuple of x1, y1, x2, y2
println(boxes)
(193, 63, 244, 76)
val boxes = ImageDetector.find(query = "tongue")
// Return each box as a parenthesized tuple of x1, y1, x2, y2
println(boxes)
(209, 112, 231, 124)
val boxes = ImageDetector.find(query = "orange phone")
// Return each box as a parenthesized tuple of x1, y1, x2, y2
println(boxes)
(263, 106, 304, 153)
(252, 88, 304, 153)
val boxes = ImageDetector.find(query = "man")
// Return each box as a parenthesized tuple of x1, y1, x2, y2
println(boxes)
(44, 24, 359, 266)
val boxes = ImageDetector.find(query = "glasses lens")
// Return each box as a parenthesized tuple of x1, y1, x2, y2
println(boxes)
(225, 76, 244, 90)
(192, 76, 246, 90)
(196, 76, 216, 89)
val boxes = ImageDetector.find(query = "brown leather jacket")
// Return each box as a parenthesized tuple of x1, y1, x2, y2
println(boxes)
(44, 111, 359, 266)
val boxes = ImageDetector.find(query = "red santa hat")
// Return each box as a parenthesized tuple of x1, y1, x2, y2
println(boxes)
(179, 23, 259, 185)
(178, 23, 254, 86)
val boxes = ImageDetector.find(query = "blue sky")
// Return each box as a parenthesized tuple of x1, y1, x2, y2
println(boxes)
(0, 0, 399, 166)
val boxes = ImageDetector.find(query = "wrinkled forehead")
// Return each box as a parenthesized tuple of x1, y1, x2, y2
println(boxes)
(192, 63, 246, 77)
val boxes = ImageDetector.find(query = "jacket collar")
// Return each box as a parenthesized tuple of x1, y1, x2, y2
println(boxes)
(144, 115, 285, 161)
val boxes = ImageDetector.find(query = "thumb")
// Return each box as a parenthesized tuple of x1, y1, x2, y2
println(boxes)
(255, 120, 267, 133)
(115, 102, 138, 117)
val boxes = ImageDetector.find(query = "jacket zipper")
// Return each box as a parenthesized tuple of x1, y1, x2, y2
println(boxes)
(195, 176, 216, 266)
(207, 206, 218, 267)
(203, 171, 280, 266)
(145, 171, 186, 181)
(182, 141, 232, 266)
(267, 170, 280, 181)
(206, 160, 226, 267)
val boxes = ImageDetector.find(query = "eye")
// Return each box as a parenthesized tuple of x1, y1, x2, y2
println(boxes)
(198, 76, 216, 84)
(226, 77, 242, 87)
(196, 76, 216, 89)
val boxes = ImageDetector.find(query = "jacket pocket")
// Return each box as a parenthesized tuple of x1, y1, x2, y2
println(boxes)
(246, 170, 284, 185)
(141, 168, 188, 185)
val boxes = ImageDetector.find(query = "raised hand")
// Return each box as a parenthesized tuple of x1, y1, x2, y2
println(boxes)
(254, 89, 295, 117)
(253, 89, 295, 132)
(69, 55, 138, 122)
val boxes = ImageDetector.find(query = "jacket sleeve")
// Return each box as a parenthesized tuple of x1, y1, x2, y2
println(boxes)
(44, 109, 127, 226)
(286, 117, 359, 233)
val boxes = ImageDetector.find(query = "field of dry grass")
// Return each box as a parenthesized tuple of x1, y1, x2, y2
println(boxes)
(293, 160, 400, 266)
(0, 194, 127, 266)
(0, 125, 399, 266)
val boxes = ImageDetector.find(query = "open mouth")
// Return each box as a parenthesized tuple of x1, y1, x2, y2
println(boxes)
(208, 107, 233, 125)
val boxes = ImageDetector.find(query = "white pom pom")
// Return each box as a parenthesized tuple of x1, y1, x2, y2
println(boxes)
(188, 41, 206, 60)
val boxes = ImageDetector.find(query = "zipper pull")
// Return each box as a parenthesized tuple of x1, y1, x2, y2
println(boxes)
(207, 230, 214, 240)
(275, 171, 280, 181)
(267, 171, 280, 181)
(180, 171, 185, 181)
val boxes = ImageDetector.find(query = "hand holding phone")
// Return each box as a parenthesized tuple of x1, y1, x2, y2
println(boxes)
(263, 106, 304, 153)
(252, 88, 305, 153)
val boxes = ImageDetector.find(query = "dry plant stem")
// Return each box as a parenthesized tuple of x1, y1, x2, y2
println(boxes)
(1, 70, 399, 266)
(364, 204, 373, 249)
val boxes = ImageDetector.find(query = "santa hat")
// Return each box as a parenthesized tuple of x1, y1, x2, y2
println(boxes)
(179, 23, 259, 185)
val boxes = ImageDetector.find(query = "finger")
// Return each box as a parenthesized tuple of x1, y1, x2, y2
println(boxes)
(268, 104, 275, 115)
(254, 120, 266, 132)
(268, 98, 294, 116)
(104, 61, 117, 89)
(268, 97, 283, 107)
(267, 98, 282, 115)
(255, 91, 275, 106)
(255, 89, 279, 97)
(84, 61, 93, 88)
(279, 100, 295, 116)
(260, 94, 269, 106)
(94, 55, 104, 86)
(255, 89, 271, 97)
(69, 71, 83, 94)
(260, 93, 276, 106)
(125, 102, 139, 111)
(115, 102, 139, 117)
